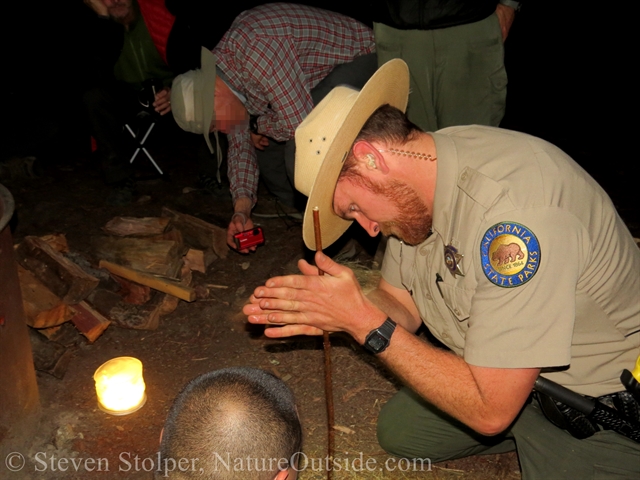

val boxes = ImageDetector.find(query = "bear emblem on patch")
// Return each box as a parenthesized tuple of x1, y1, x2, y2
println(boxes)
(480, 222, 541, 288)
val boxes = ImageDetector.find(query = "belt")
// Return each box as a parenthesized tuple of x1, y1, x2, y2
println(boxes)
(535, 378, 640, 443)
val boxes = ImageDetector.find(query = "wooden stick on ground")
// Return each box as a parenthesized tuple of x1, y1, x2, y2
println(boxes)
(313, 207, 334, 480)
(98, 260, 196, 302)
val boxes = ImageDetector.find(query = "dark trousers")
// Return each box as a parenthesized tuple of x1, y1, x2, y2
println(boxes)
(378, 387, 640, 479)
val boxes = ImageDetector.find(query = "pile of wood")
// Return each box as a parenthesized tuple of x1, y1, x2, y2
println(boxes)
(17, 234, 106, 343)
(17, 208, 228, 348)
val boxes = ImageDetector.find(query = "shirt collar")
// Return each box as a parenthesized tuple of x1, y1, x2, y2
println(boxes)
(216, 66, 246, 104)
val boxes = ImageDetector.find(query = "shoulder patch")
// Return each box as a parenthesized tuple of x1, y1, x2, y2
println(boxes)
(480, 222, 541, 288)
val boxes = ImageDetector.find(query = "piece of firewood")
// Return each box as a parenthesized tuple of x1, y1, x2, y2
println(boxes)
(183, 248, 216, 273)
(70, 301, 111, 343)
(99, 260, 196, 302)
(93, 264, 192, 330)
(107, 287, 182, 331)
(39, 233, 69, 253)
(37, 324, 63, 341)
(37, 322, 80, 345)
(17, 265, 75, 328)
(158, 265, 193, 314)
(110, 275, 152, 304)
(161, 207, 228, 259)
(103, 216, 171, 236)
(108, 290, 164, 330)
(154, 227, 185, 246)
(92, 235, 184, 277)
(16, 236, 99, 304)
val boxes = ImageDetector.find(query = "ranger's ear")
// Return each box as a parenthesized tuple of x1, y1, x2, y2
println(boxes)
(352, 140, 389, 174)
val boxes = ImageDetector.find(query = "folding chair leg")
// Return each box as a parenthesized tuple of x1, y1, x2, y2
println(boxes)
(141, 123, 155, 144)
(125, 124, 136, 139)
(125, 122, 163, 175)
(142, 148, 163, 174)
(129, 148, 141, 164)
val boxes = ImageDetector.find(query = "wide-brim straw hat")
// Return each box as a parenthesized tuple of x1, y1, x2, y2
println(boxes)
(171, 47, 217, 154)
(294, 59, 410, 250)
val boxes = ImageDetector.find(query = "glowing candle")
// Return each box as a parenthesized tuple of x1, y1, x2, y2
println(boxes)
(94, 357, 146, 415)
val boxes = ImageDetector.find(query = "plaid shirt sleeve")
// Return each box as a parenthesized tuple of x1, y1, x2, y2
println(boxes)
(246, 36, 314, 142)
(215, 3, 376, 206)
(226, 128, 259, 205)
(226, 36, 314, 204)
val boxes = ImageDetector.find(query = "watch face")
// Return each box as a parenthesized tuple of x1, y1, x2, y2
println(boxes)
(368, 332, 387, 353)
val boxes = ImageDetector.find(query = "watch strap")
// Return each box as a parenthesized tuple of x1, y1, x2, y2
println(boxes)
(377, 317, 396, 340)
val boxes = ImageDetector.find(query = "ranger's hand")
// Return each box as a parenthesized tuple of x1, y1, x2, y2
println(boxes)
(244, 252, 383, 341)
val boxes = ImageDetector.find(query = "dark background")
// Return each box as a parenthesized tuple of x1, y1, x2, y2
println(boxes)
(3, 1, 636, 231)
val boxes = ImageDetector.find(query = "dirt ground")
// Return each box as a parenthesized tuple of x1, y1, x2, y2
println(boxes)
(0, 128, 531, 480)
(2, 4, 637, 479)
(2, 112, 638, 480)
(0, 17, 640, 472)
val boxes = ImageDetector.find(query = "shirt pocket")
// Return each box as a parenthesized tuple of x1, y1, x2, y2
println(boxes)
(437, 282, 473, 323)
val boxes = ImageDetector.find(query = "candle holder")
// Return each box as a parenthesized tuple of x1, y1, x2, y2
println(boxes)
(94, 357, 147, 415)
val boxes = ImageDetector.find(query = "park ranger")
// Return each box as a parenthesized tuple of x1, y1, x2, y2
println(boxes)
(245, 59, 640, 478)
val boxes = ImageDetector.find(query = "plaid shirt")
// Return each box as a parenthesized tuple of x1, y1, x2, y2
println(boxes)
(213, 3, 375, 204)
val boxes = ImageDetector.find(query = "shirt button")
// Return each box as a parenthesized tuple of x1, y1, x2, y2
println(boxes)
(419, 246, 428, 256)
(460, 171, 468, 181)
(425, 292, 432, 300)
(453, 308, 461, 316)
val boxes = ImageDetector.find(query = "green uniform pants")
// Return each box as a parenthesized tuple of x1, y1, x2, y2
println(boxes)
(374, 13, 507, 132)
(378, 388, 640, 479)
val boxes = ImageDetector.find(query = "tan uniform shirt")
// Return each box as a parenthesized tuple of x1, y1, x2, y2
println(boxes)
(381, 126, 640, 397)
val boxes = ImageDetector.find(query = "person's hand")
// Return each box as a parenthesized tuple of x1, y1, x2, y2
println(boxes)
(153, 87, 171, 115)
(227, 197, 255, 253)
(244, 252, 383, 341)
(495, 4, 516, 42)
(84, 0, 108, 17)
(228, 213, 256, 253)
(250, 132, 269, 151)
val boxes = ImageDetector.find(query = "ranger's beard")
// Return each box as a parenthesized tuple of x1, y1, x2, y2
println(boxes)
(364, 179, 431, 245)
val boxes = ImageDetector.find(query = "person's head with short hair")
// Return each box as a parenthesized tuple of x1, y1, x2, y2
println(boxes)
(157, 367, 302, 480)
(338, 104, 422, 185)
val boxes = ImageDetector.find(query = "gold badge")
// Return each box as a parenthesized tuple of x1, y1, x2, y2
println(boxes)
(444, 244, 464, 278)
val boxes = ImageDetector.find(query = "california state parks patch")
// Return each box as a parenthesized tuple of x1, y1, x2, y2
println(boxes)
(480, 222, 541, 288)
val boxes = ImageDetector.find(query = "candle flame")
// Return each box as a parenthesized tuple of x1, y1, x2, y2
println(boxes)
(94, 357, 146, 415)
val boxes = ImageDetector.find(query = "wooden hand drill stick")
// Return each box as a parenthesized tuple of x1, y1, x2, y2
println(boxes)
(313, 206, 334, 479)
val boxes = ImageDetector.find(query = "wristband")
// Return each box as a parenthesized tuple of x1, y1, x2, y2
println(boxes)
(231, 212, 248, 226)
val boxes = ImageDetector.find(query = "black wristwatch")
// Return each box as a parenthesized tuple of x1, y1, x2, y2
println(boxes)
(363, 318, 396, 354)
